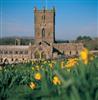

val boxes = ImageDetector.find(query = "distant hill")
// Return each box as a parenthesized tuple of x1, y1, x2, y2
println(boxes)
(75, 36, 98, 50)
(0, 36, 98, 50)
(83, 38, 98, 50)
(0, 36, 34, 45)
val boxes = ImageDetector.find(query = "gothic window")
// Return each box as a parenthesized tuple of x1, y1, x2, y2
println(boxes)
(42, 16, 43, 20)
(39, 42, 42, 45)
(70, 51, 71, 55)
(42, 15, 45, 21)
(15, 51, 18, 54)
(42, 28, 45, 39)
(19, 51, 23, 54)
(76, 51, 78, 55)
(11, 58, 13, 61)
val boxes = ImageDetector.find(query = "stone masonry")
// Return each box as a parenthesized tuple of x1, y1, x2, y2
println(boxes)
(0, 7, 83, 63)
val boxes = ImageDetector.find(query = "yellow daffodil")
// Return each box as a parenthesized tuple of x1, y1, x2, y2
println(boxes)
(32, 61, 34, 65)
(34, 72, 42, 80)
(80, 48, 88, 64)
(49, 63, 53, 68)
(65, 58, 78, 69)
(0, 67, 2, 71)
(52, 61, 56, 64)
(32, 67, 35, 71)
(67, 69, 70, 72)
(60, 61, 65, 68)
(35, 65, 40, 70)
(89, 52, 94, 61)
(52, 75, 61, 85)
(29, 82, 36, 89)
(44, 61, 47, 64)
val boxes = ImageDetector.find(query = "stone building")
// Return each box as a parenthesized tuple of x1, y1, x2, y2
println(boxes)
(0, 7, 83, 63)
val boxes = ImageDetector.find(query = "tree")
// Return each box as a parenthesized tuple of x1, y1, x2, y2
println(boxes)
(76, 36, 92, 41)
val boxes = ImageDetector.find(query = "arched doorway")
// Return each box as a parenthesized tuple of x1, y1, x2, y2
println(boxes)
(41, 52, 46, 59)
(34, 50, 40, 59)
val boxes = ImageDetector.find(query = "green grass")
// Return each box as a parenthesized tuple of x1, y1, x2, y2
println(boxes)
(0, 57, 98, 100)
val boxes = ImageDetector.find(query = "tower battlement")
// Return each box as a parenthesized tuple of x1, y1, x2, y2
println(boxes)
(34, 7, 55, 12)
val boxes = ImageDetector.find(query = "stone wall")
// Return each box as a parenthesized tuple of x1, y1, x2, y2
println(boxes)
(0, 45, 30, 63)
(53, 43, 84, 57)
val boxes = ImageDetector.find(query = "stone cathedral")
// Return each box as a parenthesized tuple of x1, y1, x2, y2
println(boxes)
(0, 7, 83, 63)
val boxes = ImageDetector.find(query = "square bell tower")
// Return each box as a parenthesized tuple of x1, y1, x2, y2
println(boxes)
(34, 7, 55, 44)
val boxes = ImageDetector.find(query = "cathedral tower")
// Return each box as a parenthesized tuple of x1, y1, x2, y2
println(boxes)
(34, 7, 55, 43)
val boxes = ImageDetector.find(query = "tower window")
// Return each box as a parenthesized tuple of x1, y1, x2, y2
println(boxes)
(42, 15, 45, 21)
(42, 28, 45, 39)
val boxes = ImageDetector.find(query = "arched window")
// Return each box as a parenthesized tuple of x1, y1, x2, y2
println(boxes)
(15, 51, 18, 54)
(76, 51, 78, 55)
(42, 15, 45, 21)
(11, 58, 13, 61)
(70, 51, 71, 55)
(19, 51, 23, 54)
(42, 28, 45, 39)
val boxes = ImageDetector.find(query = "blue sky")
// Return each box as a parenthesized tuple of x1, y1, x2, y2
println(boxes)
(0, 0, 98, 40)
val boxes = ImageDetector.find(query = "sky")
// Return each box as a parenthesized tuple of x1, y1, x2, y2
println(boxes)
(0, 0, 98, 40)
